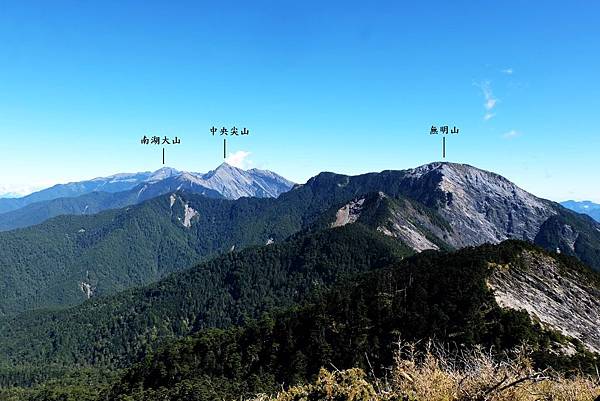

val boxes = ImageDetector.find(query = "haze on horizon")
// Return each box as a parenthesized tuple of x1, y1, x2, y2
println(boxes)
(0, 1, 598, 202)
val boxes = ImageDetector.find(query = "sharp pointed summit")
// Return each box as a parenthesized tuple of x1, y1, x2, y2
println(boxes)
(188, 162, 294, 199)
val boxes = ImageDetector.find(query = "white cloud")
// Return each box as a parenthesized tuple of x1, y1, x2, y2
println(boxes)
(481, 82, 498, 110)
(476, 81, 499, 120)
(225, 150, 252, 169)
(501, 68, 514, 75)
(502, 130, 520, 139)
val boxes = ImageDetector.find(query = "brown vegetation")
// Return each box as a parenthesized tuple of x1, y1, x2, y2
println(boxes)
(250, 342, 600, 401)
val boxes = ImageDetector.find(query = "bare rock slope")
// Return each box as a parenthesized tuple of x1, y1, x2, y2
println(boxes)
(488, 249, 600, 353)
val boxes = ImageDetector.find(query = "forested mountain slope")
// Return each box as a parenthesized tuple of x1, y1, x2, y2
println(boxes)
(0, 189, 324, 315)
(105, 240, 600, 401)
(1, 233, 598, 400)
(0, 225, 409, 383)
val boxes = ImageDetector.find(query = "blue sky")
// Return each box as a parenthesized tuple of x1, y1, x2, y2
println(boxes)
(0, 1, 599, 201)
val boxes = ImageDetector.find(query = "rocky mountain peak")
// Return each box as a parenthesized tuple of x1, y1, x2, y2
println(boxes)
(299, 162, 569, 253)
(153, 163, 293, 200)
(408, 163, 556, 247)
(405, 162, 509, 188)
(205, 162, 242, 177)
(149, 167, 180, 182)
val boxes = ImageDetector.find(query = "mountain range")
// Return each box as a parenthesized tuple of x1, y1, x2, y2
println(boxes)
(0, 168, 175, 214)
(0, 163, 294, 231)
(0, 161, 599, 316)
(0, 161, 599, 400)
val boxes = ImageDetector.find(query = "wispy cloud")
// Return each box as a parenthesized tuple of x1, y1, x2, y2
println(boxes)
(502, 130, 520, 139)
(501, 68, 514, 75)
(476, 81, 499, 121)
(482, 82, 497, 110)
(225, 150, 252, 169)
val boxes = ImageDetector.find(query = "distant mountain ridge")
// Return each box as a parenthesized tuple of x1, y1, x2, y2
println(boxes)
(192, 163, 295, 199)
(0, 163, 294, 231)
(0, 169, 176, 214)
(561, 200, 600, 222)
(0, 164, 292, 212)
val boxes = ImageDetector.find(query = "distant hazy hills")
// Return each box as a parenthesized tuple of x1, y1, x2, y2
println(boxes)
(561, 200, 600, 222)
(0, 163, 294, 231)
(0, 168, 176, 214)
(1, 162, 599, 316)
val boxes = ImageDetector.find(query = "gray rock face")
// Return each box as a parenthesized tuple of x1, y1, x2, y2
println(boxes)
(329, 192, 450, 252)
(403, 163, 557, 248)
(488, 250, 600, 353)
(405, 163, 600, 271)
(377, 206, 442, 251)
(318, 163, 600, 271)
(187, 163, 294, 199)
(331, 197, 365, 228)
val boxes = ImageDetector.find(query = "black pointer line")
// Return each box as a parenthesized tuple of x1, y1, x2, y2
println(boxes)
(223, 138, 227, 159)
(442, 136, 446, 158)
(162, 147, 165, 164)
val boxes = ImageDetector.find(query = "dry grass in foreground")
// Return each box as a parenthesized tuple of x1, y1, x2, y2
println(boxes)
(250, 342, 600, 401)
